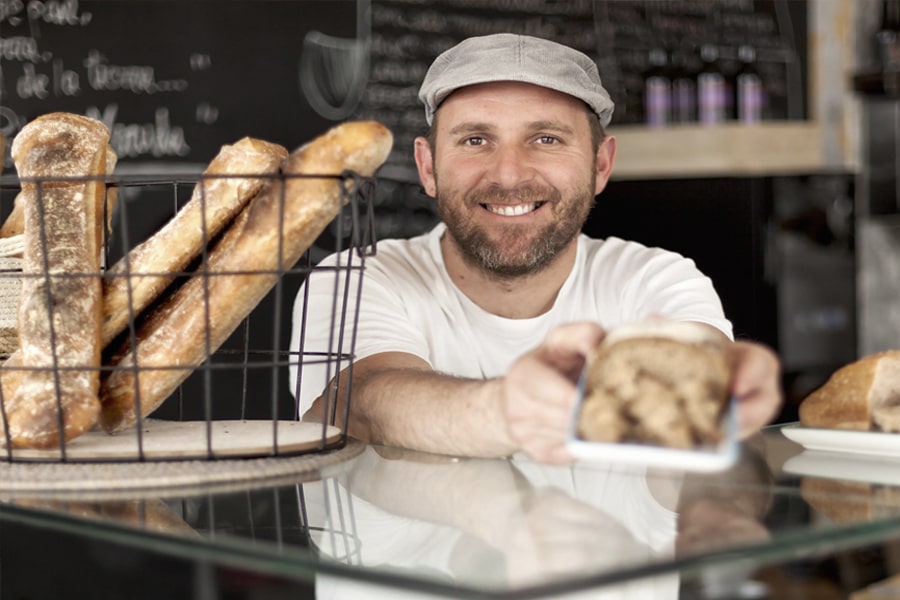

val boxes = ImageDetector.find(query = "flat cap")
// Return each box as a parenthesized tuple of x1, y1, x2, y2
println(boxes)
(418, 33, 615, 127)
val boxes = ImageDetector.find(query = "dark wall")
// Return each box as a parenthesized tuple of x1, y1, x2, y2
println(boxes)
(1, 0, 809, 239)
(585, 177, 778, 347)
(0, 1, 810, 420)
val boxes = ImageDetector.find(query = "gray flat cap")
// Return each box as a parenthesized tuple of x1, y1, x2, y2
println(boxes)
(418, 33, 615, 127)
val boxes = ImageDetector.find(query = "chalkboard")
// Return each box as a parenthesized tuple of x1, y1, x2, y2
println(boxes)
(1, 0, 808, 240)
(0, 0, 358, 168)
(0, 0, 809, 423)
(350, 0, 808, 236)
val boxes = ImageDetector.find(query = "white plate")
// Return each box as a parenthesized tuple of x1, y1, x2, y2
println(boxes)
(783, 450, 900, 486)
(780, 422, 900, 458)
(566, 373, 738, 472)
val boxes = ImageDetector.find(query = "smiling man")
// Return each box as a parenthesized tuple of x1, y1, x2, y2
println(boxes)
(291, 34, 782, 464)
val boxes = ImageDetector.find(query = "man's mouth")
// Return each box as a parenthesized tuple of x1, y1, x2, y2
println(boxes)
(481, 202, 545, 216)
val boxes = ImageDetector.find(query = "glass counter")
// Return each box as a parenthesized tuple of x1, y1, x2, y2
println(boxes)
(2, 424, 900, 599)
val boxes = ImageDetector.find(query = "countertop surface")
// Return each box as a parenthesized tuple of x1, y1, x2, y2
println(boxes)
(1, 424, 899, 599)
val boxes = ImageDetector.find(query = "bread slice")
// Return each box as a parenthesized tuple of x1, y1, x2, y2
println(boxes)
(799, 350, 900, 431)
(578, 320, 733, 449)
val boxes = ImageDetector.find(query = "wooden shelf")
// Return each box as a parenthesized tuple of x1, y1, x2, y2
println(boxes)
(609, 121, 831, 180)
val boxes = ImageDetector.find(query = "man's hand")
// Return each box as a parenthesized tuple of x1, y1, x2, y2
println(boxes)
(730, 341, 783, 438)
(501, 322, 605, 464)
(500, 323, 783, 464)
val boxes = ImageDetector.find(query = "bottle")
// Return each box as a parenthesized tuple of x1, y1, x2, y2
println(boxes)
(878, 0, 900, 70)
(643, 47, 671, 127)
(696, 44, 727, 125)
(670, 47, 697, 123)
(734, 45, 765, 123)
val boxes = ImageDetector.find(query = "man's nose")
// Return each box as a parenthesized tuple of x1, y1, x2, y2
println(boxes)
(486, 144, 535, 188)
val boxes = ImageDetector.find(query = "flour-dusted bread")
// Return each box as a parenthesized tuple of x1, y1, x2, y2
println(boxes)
(799, 350, 900, 431)
(99, 121, 393, 433)
(3, 112, 112, 449)
(578, 320, 734, 449)
(101, 137, 287, 347)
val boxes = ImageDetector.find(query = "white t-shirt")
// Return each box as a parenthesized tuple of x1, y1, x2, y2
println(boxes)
(290, 223, 731, 415)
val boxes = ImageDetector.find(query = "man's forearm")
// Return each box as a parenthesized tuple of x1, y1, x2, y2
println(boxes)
(351, 367, 519, 458)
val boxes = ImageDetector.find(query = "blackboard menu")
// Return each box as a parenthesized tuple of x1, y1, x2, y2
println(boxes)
(1, 0, 808, 240)
(351, 0, 808, 235)
(0, 0, 357, 169)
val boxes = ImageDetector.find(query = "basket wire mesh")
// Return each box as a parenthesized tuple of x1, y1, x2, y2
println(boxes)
(0, 169, 375, 465)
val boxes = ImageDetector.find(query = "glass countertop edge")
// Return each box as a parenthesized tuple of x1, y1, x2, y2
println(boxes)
(8, 490, 900, 599)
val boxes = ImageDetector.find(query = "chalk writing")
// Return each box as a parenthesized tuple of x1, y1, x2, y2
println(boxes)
(0, 36, 43, 62)
(84, 51, 187, 94)
(1, 0, 92, 31)
(85, 104, 190, 158)
(26, 0, 91, 27)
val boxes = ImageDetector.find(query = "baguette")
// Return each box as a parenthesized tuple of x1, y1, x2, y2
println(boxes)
(101, 137, 287, 347)
(798, 350, 900, 431)
(0, 146, 118, 401)
(0, 193, 26, 239)
(2, 112, 111, 448)
(0, 141, 116, 241)
(99, 121, 393, 433)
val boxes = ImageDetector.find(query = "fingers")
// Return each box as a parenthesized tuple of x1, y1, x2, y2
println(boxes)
(730, 341, 783, 438)
(538, 322, 606, 378)
(504, 354, 576, 463)
(503, 322, 605, 463)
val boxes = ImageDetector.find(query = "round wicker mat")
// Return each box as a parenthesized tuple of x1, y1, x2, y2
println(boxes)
(0, 435, 365, 500)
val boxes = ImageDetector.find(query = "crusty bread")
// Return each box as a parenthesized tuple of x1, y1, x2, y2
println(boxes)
(101, 137, 287, 347)
(13, 498, 199, 536)
(799, 350, 900, 431)
(800, 477, 900, 524)
(2, 112, 112, 449)
(98, 121, 393, 433)
(0, 193, 26, 239)
(578, 320, 733, 449)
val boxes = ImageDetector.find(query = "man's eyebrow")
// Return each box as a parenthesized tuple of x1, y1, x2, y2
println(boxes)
(447, 121, 576, 137)
(527, 121, 576, 136)
(447, 122, 495, 136)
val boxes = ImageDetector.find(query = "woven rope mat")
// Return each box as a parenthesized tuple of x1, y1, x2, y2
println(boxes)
(0, 235, 23, 357)
(0, 429, 365, 500)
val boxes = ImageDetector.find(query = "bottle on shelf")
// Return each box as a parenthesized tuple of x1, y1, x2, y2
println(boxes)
(878, 0, 900, 70)
(670, 46, 697, 124)
(696, 43, 728, 125)
(642, 47, 671, 127)
(734, 45, 765, 123)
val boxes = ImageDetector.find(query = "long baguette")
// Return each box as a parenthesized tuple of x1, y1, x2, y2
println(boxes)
(0, 146, 118, 404)
(101, 137, 287, 347)
(2, 112, 111, 448)
(1, 141, 115, 241)
(99, 121, 393, 433)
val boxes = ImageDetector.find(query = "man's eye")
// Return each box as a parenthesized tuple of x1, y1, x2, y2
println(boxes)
(463, 136, 485, 146)
(536, 135, 559, 144)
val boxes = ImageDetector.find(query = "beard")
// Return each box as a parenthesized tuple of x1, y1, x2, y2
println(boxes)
(436, 179, 596, 279)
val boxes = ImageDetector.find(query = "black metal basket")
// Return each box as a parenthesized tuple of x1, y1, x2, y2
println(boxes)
(0, 170, 375, 465)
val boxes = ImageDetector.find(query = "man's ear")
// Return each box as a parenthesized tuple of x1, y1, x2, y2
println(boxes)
(414, 136, 437, 198)
(594, 135, 617, 196)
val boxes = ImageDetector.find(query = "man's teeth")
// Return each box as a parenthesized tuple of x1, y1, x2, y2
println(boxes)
(484, 203, 540, 216)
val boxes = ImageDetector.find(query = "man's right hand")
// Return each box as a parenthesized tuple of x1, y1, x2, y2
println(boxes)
(501, 322, 606, 464)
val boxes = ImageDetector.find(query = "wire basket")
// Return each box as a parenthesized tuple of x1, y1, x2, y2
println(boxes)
(0, 170, 375, 468)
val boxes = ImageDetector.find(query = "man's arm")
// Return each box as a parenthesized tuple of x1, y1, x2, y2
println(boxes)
(304, 323, 606, 462)
(302, 322, 782, 463)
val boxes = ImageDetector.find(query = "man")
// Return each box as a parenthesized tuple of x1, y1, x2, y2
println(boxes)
(290, 33, 782, 464)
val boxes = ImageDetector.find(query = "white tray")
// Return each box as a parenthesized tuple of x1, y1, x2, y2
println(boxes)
(566, 378, 739, 473)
